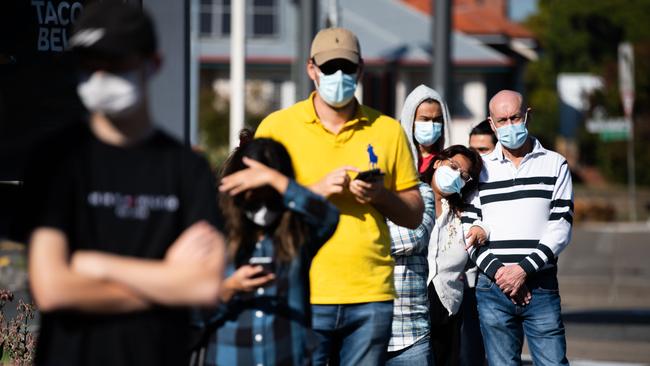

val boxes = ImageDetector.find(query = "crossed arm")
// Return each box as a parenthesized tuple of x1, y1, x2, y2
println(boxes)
(29, 221, 225, 313)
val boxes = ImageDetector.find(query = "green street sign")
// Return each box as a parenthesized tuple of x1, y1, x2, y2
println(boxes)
(599, 130, 630, 142)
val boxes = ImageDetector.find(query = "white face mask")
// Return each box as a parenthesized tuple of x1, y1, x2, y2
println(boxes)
(413, 121, 443, 147)
(77, 69, 144, 118)
(434, 165, 466, 195)
(245, 205, 282, 227)
(314, 70, 358, 108)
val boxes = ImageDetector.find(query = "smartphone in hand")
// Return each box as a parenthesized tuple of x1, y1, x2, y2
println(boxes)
(354, 168, 385, 182)
(249, 256, 275, 277)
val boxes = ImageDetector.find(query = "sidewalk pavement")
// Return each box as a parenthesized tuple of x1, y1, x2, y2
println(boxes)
(542, 223, 650, 364)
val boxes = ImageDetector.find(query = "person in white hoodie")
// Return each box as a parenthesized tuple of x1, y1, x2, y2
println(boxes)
(385, 85, 442, 365)
(386, 85, 486, 366)
(399, 85, 452, 181)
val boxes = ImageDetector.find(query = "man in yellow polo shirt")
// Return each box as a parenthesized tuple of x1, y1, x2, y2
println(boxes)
(255, 27, 423, 365)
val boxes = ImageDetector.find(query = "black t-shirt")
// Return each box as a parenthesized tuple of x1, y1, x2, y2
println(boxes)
(30, 124, 221, 366)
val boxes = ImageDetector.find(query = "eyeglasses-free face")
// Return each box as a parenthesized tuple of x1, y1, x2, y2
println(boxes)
(490, 108, 530, 128)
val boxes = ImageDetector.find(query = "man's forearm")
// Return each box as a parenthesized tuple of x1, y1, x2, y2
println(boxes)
(29, 228, 150, 313)
(374, 187, 423, 229)
(468, 245, 505, 280)
(97, 255, 222, 306)
(45, 275, 149, 313)
(32, 265, 149, 313)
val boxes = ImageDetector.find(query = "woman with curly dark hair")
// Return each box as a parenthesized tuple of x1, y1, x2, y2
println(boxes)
(427, 144, 484, 366)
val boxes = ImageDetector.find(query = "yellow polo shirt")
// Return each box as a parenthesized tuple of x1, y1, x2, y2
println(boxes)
(255, 93, 419, 304)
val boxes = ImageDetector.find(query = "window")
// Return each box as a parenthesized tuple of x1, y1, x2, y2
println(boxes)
(200, 0, 278, 38)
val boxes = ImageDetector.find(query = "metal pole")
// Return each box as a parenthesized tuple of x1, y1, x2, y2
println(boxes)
(619, 42, 636, 221)
(229, 0, 246, 150)
(293, 0, 318, 102)
(327, 0, 340, 27)
(432, 0, 451, 100)
(183, 0, 191, 146)
(188, 0, 199, 146)
(627, 117, 637, 221)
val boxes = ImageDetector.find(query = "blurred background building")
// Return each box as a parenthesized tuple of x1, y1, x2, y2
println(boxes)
(197, 0, 537, 148)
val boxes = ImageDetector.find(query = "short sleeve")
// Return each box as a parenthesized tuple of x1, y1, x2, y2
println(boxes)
(180, 154, 223, 232)
(32, 160, 75, 235)
(16, 124, 86, 242)
(254, 115, 276, 139)
(391, 126, 419, 192)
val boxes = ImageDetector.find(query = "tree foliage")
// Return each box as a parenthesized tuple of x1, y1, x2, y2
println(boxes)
(198, 87, 266, 170)
(525, 0, 650, 186)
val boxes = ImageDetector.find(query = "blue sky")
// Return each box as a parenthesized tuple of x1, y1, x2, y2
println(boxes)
(509, 0, 539, 22)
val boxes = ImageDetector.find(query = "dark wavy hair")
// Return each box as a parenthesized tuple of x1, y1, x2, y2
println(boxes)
(469, 119, 497, 145)
(219, 138, 309, 265)
(430, 145, 483, 214)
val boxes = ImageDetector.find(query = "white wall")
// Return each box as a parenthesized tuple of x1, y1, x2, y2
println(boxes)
(450, 75, 487, 146)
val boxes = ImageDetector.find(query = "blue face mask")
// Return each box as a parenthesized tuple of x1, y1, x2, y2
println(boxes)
(434, 165, 466, 195)
(315, 70, 357, 108)
(496, 114, 529, 149)
(413, 121, 442, 146)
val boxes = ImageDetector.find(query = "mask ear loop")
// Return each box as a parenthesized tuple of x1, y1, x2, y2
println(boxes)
(523, 107, 532, 125)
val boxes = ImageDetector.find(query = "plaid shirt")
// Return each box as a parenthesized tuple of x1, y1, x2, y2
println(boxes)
(386, 182, 435, 352)
(202, 180, 339, 366)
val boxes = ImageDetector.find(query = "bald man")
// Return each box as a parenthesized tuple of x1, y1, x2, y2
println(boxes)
(462, 90, 573, 365)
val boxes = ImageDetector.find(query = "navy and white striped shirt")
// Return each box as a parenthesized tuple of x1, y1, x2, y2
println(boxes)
(462, 138, 573, 279)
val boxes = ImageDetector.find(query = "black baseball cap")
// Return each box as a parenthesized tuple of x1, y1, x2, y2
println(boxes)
(68, 1, 157, 60)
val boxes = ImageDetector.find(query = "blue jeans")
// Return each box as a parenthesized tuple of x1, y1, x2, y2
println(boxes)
(385, 334, 432, 366)
(311, 301, 393, 366)
(475, 272, 569, 366)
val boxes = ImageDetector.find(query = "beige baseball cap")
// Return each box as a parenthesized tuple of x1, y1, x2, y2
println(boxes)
(310, 27, 361, 65)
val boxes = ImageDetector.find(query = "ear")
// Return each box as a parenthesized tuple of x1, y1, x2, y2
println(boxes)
(433, 159, 442, 170)
(487, 117, 497, 134)
(306, 59, 319, 83)
(356, 59, 364, 82)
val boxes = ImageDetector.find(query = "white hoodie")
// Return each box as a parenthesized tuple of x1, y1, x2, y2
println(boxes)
(400, 85, 467, 316)
(398, 84, 452, 165)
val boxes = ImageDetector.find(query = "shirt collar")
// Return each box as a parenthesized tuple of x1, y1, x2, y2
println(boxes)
(303, 91, 369, 127)
(488, 137, 546, 162)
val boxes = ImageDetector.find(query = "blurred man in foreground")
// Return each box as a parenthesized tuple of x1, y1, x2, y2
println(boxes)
(26, 3, 225, 365)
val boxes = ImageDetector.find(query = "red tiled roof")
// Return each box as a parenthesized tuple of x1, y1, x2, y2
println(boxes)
(402, 0, 534, 38)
